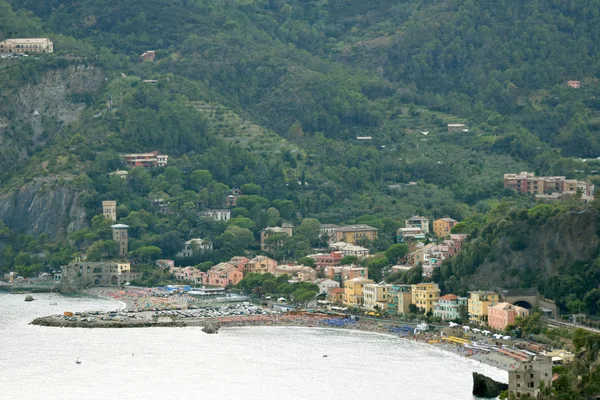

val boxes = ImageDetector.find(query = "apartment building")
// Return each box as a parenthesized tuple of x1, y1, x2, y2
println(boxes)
(363, 284, 393, 311)
(405, 215, 430, 234)
(504, 172, 594, 200)
(333, 225, 378, 244)
(433, 218, 458, 238)
(468, 291, 499, 325)
(411, 283, 441, 314)
(122, 151, 168, 168)
(343, 277, 375, 307)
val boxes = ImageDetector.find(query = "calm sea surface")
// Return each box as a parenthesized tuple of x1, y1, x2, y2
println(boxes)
(0, 292, 506, 399)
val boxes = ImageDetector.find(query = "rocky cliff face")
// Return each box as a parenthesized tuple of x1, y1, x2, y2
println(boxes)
(0, 64, 105, 172)
(467, 208, 600, 288)
(0, 181, 87, 237)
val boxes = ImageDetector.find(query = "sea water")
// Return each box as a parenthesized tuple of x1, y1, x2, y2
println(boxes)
(0, 293, 507, 399)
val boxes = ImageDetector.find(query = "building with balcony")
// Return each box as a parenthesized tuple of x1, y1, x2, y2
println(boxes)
(245, 256, 277, 275)
(433, 218, 458, 238)
(207, 263, 243, 287)
(433, 294, 467, 321)
(405, 216, 430, 234)
(363, 284, 393, 311)
(122, 151, 168, 168)
(504, 172, 594, 201)
(468, 291, 499, 325)
(260, 224, 293, 251)
(343, 277, 375, 307)
(488, 302, 529, 331)
(509, 356, 552, 399)
(411, 283, 441, 314)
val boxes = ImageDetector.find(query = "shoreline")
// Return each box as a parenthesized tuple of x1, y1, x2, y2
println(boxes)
(30, 289, 516, 374)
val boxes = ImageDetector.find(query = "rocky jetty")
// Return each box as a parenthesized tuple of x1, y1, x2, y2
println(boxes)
(472, 372, 508, 398)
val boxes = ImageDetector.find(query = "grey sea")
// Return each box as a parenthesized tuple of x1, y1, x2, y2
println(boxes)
(0, 292, 507, 399)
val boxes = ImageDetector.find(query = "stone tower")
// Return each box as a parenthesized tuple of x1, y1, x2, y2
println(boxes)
(111, 224, 129, 258)
(102, 200, 117, 221)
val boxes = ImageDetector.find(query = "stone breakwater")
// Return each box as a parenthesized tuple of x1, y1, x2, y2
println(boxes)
(31, 316, 186, 328)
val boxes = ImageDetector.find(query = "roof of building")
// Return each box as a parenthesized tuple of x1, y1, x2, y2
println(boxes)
(435, 218, 458, 223)
(209, 262, 238, 274)
(320, 224, 340, 229)
(1, 38, 52, 44)
(406, 215, 429, 221)
(346, 277, 375, 284)
(335, 224, 378, 232)
(439, 294, 459, 301)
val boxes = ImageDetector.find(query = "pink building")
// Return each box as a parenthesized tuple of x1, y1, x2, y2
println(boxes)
(207, 263, 243, 287)
(567, 80, 580, 89)
(228, 256, 250, 273)
(172, 266, 203, 282)
(488, 302, 529, 331)
(310, 252, 343, 269)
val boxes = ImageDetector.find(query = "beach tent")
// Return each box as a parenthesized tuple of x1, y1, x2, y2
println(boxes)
(472, 328, 481, 333)
(481, 330, 491, 336)
(449, 322, 459, 328)
(503, 336, 511, 340)
(463, 326, 470, 332)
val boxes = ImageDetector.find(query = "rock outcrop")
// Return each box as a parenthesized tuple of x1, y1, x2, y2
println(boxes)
(472, 372, 508, 398)
(0, 180, 87, 237)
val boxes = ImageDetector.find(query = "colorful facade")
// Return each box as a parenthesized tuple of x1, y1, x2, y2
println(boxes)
(343, 277, 375, 306)
(433, 294, 467, 321)
(363, 284, 393, 311)
(488, 302, 529, 331)
(411, 283, 441, 314)
(468, 291, 499, 325)
(433, 218, 458, 238)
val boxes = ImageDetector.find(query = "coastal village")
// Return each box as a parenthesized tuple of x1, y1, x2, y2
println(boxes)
(27, 182, 585, 399)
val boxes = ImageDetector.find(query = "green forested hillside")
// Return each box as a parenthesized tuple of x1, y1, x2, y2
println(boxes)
(1, 0, 599, 300)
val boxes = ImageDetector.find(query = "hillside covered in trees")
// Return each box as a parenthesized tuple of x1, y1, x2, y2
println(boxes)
(1, 0, 600, 306)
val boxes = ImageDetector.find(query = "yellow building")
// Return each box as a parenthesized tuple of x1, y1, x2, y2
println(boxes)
(343, 277, 375, 307)
(0, 38, 53, 54)
(433, 218, 458, 238)
(334, 225, 379, 244)
(411, 283, 440, 314)
(468, 291, 499, 325)
(363, 284, 393, 311)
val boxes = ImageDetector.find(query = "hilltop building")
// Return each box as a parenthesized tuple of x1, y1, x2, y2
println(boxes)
(260, 224, 293, 251)
(333, 225, 378, 244)
(447, 124, 466, 133)
(405, 216, 430, 234)
(273, 265, 316, 282)
(140, 50, 156, 62)
(433, 218, 458, 238)
(396, 227, 425, 243)
(199, 209, 231, 221)
(0, 38, 53, 54)
(504, 172, 594, 201)
(509, 356, 552, 399)
(411, 283, 441, 314)
(102, 200, 117, 221)
(468, 291, 499, 325)
(111, 224, 129, 258)
(567, 80, 580, 88)
(122, 151, 168, 168)
(176, 239, 213, 258)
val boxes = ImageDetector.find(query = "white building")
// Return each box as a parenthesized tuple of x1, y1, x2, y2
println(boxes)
(316, 279, 340, 294)
(176, 239, 213, 257)
(199, 209, 231, 221)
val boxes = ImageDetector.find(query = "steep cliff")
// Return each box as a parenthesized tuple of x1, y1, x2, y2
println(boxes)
(0, 64, 105, 173)
(0, 180, 87, 237)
